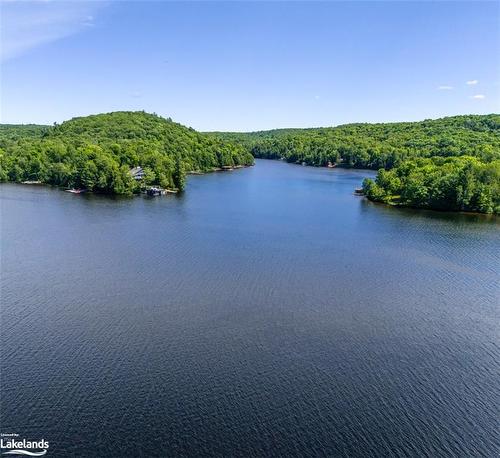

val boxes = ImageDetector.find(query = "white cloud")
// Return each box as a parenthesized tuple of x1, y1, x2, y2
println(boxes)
(438, 85, 454, 90)
(0, 2, 106, 61)
(466, 80, 479, 85)
(83, 15, 95, 28)
(471, 94, 486, 99)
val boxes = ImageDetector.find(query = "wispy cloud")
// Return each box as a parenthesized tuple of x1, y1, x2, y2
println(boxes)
(466, 80, 479, 85)
(1, 2, 107, 61)
(83, 15, 95, 28)
(471, 94, 485, 99)
(437, 85, 454, 90)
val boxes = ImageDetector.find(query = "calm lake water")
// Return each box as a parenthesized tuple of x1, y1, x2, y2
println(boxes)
(1, 159, 499, 457)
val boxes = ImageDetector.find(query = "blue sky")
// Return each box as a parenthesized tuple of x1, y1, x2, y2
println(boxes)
(1, 1, 499, 131)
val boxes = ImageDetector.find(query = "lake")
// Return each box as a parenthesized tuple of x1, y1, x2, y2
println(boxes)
(1, 159, 498, 457)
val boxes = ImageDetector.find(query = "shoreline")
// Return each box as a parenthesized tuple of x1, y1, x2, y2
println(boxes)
(188, 163, 254, 175)
(5, 161, 497, 217)
(3, 163, 255, 197)
(363, 195, 499, 217)
(256, 157, 377, 173)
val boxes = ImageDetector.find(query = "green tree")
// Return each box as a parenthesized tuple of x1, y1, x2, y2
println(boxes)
(173, 154, 186, 191)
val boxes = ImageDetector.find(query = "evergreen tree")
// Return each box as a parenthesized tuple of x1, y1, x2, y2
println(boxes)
(173, 154, 186, 191)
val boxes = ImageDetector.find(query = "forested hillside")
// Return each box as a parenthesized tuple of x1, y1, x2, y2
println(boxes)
(217, 115, 499, 168)
(2, 113, 498, 212)
(362, 156, 499, 214)
(0, 124, 49, 141)
(216, 115, 500, 213)
(0, 112, 253, 194)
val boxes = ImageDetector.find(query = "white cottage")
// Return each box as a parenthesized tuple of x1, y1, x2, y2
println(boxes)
(129, 166, 145, 180)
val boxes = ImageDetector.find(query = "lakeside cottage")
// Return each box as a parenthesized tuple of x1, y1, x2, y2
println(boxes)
(129, 166, 145, 180)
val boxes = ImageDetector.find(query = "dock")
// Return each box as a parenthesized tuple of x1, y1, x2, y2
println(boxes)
(144, 186, 178, 196)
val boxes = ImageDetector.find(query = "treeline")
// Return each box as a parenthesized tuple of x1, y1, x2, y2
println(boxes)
(362, 156, 500, 214)
(0, 124, 50, 141)
(0, 111, 254, 194)
(216, 115, 500, 213)
(217, 115, 500, 168)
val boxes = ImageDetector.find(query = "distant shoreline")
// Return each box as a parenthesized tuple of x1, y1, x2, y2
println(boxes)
(188, 164, 253, 175)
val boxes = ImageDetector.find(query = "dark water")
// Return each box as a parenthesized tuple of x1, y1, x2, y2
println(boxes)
(1, 159, 499, 457)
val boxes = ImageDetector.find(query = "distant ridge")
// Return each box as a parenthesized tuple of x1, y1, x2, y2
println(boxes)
(215, 114, 500, 214)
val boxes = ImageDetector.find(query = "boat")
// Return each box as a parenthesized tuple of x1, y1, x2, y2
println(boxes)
(146, 187, 163, 196)
(66, 188, 87, 194)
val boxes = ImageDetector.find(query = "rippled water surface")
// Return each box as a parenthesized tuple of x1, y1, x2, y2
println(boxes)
(1, 160, 499, 457)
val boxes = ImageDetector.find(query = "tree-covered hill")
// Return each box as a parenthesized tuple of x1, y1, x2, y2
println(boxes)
(0, 124, 49, 141)
(216, 114, 500, 169)
(2, 112, 498, 212)
(215, 114, 500, 213)
(362, 156, 500, 214)
(0, 111, 254, 194)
